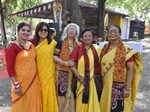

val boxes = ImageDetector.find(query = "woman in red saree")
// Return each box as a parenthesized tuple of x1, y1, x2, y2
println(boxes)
(71, 29, 103, 112)
(6, 22, 42, 112)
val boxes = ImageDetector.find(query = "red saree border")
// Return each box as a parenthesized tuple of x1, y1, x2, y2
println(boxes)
(12, 72, 37, 104)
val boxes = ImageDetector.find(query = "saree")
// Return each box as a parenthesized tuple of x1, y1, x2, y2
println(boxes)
(11, 44, 42, 112)
(100, 45, 143, 112)
(36, 39, 58, 112)
(76, 44, 102, 112)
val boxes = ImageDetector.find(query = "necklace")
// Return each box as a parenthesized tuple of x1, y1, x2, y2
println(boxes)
(17, 40, 31, 50)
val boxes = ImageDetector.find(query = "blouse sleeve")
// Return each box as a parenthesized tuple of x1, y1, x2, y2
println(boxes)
(127, 56, 134, 63)
(6, 43, 18, 77)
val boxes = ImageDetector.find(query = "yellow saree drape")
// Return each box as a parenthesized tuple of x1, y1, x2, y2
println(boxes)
(36, 39, 58, 112)
(11, 44, 42, 112)
(76, 45, 101, 112)
(100, 45, 143, 112)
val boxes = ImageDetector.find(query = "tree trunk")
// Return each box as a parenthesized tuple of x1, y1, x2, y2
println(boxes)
(0, 0, 7, 46)
(97, 0, 106, 39)
(70, 0, 82, 29)
(58, 0, 82, 30)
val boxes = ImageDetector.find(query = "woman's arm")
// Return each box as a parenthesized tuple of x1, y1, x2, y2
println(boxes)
(10, 76, 22, 96)
(53, 56, 73, 67)
(6, 43, 22, 96)
(123, 61, 134, 98)
(70, 63, 84, 84)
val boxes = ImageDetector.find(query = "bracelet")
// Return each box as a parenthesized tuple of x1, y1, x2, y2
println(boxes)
(14, 81, 19, 85)
(13, 81, 20, 89)
(15, 84, 20, 89)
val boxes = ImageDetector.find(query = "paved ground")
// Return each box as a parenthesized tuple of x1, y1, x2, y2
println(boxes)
(0, 38, 150, 112)
(133, 38, 150, 112)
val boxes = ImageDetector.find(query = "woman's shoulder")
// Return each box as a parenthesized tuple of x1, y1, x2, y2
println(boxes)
(7, 41, 19, 48)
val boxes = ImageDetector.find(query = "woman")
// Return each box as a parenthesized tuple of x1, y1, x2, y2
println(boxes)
(71, 29, 103, 112)
(34, 22, 58, 112)
(54, 23, 80, 112)
(49, 28, 56, 39)
(35, 22, 71, 112)
(100, 24, 143, 112)
(6, 22, 42, 112)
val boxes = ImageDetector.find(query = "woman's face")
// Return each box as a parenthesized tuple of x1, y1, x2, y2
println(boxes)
(38, 26, 48, 39)
(82, 31, 93, 46)
(67, 25, 76, 39)
(18, 26, 30, 40)
(108, 26, 120, 41)
(52, 32, 56, 38)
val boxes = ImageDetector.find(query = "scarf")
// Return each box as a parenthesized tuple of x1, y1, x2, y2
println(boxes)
(100, 40, 126, 82)
(59, 38, 78, 71)
(82, 45, 102, 103)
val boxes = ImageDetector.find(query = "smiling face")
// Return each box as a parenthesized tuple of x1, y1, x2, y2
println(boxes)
(18, 26, 30, 41)
(82, 31, 93, 46)
(67, 25, 76, 39)
(38, 26, 48, 39)
(108, 25, 121, 41)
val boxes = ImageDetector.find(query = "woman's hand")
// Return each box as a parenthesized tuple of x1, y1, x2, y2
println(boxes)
(14, 87, 22, 96)
(123, 87, 130, 98)
(10, 77, 22, 96)
(64, 60, 74, 67)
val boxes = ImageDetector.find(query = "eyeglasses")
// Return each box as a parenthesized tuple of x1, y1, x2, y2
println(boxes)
(39, 29, 48, 32)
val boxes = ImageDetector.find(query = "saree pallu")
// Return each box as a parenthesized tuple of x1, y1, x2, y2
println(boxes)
(100, 45, 143, 112)
(11, 45, 42, 112)
(76, 45, 102, 112)
(36, 39, 58, 112)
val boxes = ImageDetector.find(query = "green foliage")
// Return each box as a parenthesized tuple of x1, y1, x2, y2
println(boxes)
(1, 0, 42, 27)
(106, 0, 150, 22)
(82, 0, 150, 22)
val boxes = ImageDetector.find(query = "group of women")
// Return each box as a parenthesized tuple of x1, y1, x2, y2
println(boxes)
(6, 21, 143, 112)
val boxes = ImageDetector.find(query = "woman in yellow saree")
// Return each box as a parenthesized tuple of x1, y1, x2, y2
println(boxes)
(100, 24, 143, 112)
(35, 22, 59, 112)
(6, 22, 42, 112)
(71, 29, 103, 112)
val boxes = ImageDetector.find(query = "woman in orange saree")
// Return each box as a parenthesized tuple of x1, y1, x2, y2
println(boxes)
(6, 22, 42, 112)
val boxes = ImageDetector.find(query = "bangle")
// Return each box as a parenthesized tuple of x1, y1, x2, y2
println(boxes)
(13, 81, 20, 89)
(15, 84, 20, 89)
(14, 81, 19, 85)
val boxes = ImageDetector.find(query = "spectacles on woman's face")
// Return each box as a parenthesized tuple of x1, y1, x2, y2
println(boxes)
(39, 28, 48, 32)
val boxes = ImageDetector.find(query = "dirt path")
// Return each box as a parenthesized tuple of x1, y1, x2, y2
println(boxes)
(0, 38, 150, 112)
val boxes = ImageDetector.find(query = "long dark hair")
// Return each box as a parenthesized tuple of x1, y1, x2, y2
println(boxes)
(34, 22, 51, 44)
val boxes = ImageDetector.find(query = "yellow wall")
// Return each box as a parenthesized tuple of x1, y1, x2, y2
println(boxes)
(104, 14, 122, 40)
(113, 15, 122, 27)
